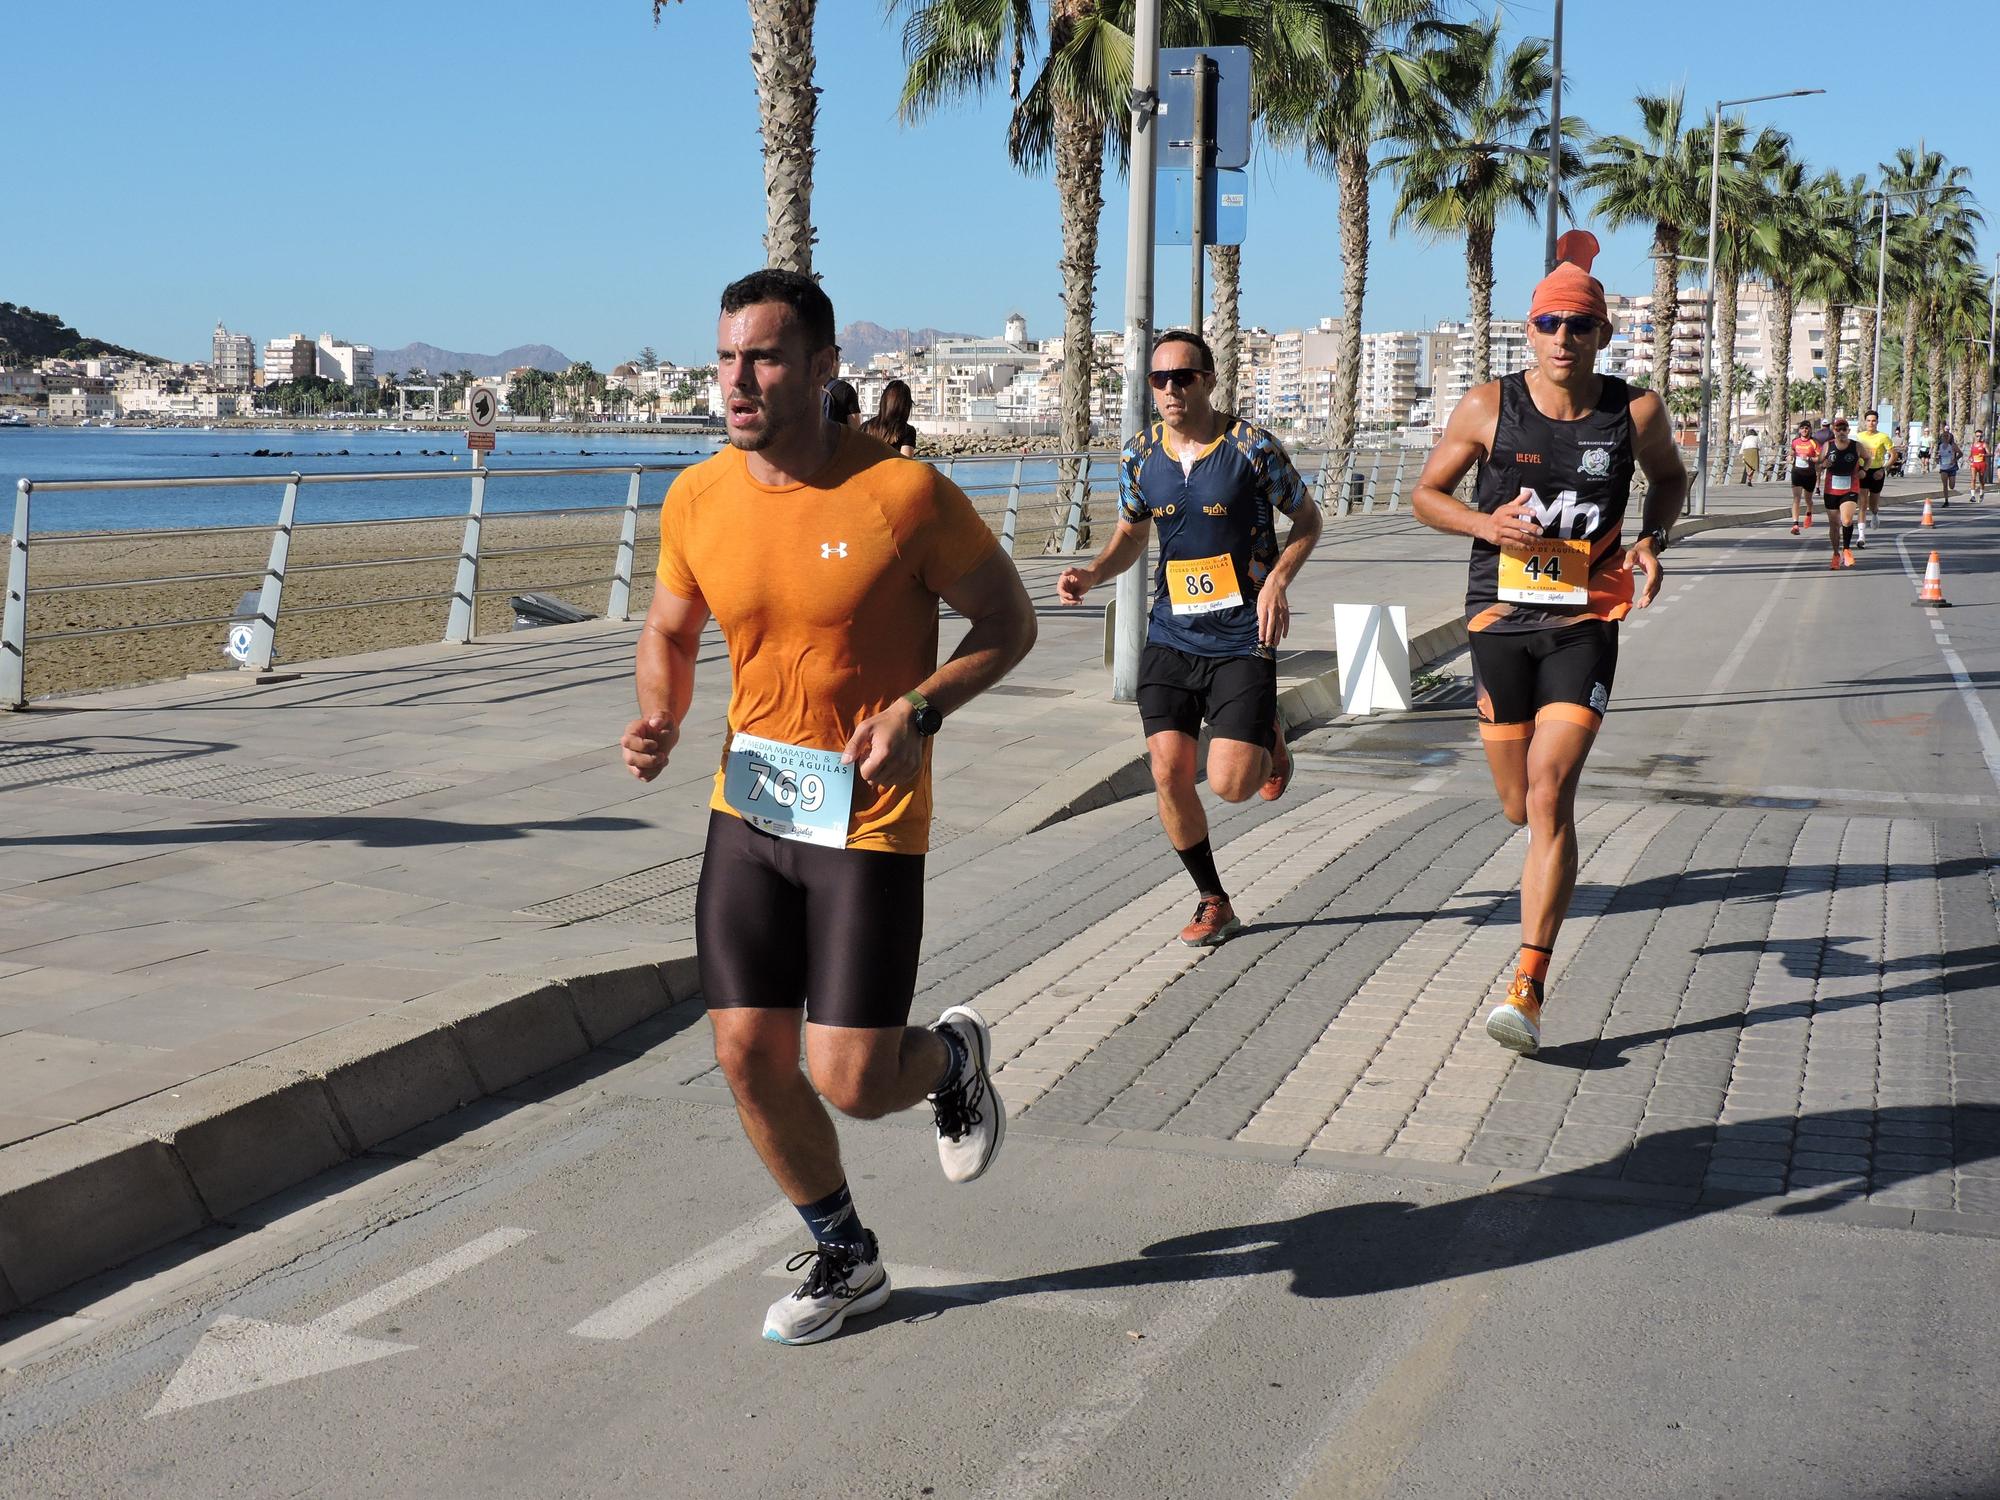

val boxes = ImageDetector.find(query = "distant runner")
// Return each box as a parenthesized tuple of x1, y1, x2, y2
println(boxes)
(1970, 433, 1990, 500)
(1788, 420, 1821, 535)
(621, 270, 1037, 1345)
(1411, 231, 1687, 1055)
(1937, 429, 1962, 505)
(1854, 409, 1894, 534)
(1821, 418, 1864, 569)
(1057, 329, 1321, 947)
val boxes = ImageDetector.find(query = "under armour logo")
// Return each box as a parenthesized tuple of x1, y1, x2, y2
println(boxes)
(820, 542, 848, 559)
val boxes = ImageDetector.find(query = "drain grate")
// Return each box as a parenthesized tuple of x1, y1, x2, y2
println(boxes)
(0, 744, 449, 813)
(521, 853, 706, 926)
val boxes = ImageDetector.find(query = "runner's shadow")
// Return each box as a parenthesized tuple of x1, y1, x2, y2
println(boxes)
(893, 1105, 1994, 1318)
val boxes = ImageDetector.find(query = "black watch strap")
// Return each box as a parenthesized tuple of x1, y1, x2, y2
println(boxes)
(903, 689, 943, 736)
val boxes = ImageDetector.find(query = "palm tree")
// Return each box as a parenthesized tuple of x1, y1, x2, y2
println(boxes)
(1583, 89, 1704, 404)
(1265, 0, 1448, 453)
(1880, 146, 1981, 434)
(1747, 151, 1814, 435)
(1791, 172, 1870, 420)
(654, 1, 819, 272)
(1689, 116, 1786, 481)
(1379, 10, 1578, 389)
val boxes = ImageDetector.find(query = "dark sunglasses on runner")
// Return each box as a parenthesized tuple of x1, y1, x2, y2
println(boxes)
(1148, 367, 1208, 390)
(1529, 313, 1603, 336)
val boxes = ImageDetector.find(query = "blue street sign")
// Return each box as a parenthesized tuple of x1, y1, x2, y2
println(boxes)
(1156, 168, 1247, 247)
(1157, 46, 1252, 171)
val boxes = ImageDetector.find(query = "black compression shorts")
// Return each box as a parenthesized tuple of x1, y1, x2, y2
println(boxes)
(1137, 641, 1277, 746)
(1470, 619, 1618, 740)
(695, 810, 925, 1028)
(1862, 470, 1886, 494)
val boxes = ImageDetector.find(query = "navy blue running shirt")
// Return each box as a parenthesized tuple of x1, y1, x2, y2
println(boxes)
(1119, 419, 1310, 658)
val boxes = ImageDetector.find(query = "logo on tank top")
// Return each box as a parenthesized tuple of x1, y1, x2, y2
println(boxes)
(1524, 488, 1602, 538)
(819, 541, 848, 560)
(1578, 445, 1613, 479)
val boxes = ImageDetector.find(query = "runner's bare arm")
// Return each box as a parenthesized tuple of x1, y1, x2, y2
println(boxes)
(622, 586, 709, 780)
(1626, 389, 1686, 609)
(843, 549, 1038, 785)
(1410, 381, 1533, 545)
(1057, 517, 1150, 604)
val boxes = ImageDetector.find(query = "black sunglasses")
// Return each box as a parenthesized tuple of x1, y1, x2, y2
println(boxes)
(1148, 367, 1208, 390)
(1529, 313, 1603, 336)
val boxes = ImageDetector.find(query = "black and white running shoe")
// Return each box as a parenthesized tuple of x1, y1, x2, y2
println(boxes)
(762, 1232, 890, 1346)
(930, 1005, 1005, 1183)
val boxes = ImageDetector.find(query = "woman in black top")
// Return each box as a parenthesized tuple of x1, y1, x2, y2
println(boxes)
(863, 379, 919, 457)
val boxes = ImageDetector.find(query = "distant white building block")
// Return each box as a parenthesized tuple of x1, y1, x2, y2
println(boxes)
(1333, 603, 1411, 715)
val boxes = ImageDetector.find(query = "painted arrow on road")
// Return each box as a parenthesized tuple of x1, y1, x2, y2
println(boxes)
(148, 1226, 534, 1417)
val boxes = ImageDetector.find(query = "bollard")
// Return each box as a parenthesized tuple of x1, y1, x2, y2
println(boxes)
(243, 473, 301, 672)
(606, 468, 642, 622)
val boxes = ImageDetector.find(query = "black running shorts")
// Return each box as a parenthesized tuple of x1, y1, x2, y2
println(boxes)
(695, 810, 925, 1028)
(1862, 470, 1886, 494)
(1470, 620, 1618, 740)
(1790, 466, 1816, 490)
(1137, 641, 1277, 746)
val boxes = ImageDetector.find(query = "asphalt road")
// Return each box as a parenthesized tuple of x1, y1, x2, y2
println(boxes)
(4, 502, 1999, 1499)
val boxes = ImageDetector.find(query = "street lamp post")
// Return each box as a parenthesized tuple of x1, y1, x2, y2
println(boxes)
(1110, 0, 1161, 703)
(1693, 88, 1822, 515)
(1546, 0, 1563, 274)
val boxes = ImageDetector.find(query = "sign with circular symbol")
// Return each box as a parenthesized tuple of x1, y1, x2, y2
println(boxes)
(225, 623, 255, 664)
(468, 387, 498, 432)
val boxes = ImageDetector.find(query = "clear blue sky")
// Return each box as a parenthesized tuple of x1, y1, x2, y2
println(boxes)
(11, 0, 1991, 367)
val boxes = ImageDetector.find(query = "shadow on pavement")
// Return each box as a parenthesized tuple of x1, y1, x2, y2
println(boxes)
(0, 813, 647, 849)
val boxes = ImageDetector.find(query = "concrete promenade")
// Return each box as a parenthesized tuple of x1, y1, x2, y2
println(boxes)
(0, 475, 1867, 1308)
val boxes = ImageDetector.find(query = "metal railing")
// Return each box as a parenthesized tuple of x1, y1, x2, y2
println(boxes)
(3, 440, 1425, 709)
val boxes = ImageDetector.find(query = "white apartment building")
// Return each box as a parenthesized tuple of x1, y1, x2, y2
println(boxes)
(211, 322, 255, 388)
(1356, 330, 1425, 428)
(1429, 319, 1532, 432)
(49, 390, 116, 421)
(263, 333, 315, 385)
(316, 332, 375, 388)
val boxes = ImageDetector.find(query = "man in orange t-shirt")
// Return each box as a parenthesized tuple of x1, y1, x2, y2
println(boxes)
(619, 270, 1036, 1345)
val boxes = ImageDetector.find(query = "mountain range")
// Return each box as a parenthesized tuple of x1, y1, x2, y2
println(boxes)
(837, 321, 977, 362)
(374, 341, 572, 379)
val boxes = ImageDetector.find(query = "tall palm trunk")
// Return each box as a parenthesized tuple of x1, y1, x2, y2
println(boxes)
(1770, 283, 1796, 435)
(749, 0, 818, 273)
(1465, 221, 1496, 387)
(1649, 223, 1680, 398)
(1898, 293, 1920, 434)
(1712, 246, 1741, 483)
(1208, 244, 1241, 413)
(1829, 304, 1851, 414)
(1048, 80, 1104, 550)
(1927, 333, 1944, 435)
(1329, 140, 1371, 452)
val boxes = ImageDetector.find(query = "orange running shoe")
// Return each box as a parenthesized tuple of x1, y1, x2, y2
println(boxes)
(1484, 973, 1543, 1055)
(1179, 894, 1241, 947)
(1842, 548, 1856, 568)
(1828, 556, 1840, 571)
(1260, 721, 1293, 802)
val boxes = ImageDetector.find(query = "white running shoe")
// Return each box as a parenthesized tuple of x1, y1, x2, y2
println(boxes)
(762, 1233, 890, 1345)
(930, 1005, 1005, 1183)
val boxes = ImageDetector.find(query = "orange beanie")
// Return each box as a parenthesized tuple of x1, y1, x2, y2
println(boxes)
(1529, 230, 1610, 323)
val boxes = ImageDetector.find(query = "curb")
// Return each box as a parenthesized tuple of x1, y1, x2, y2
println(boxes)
(0, 948, 698, 1313)
(998, 504, 1792, 836)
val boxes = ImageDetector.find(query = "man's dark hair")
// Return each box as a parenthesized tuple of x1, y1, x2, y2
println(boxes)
(720, 269, 836, 351)
(1153, 328, 1215, 371)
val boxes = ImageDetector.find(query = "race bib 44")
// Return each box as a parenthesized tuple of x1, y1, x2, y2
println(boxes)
(722, 732, 854, 848)
(1165, 553, 1244, 615)
(1498, 536, 1590, 605)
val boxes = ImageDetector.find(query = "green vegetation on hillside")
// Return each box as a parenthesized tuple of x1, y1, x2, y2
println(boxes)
(0, 302, 162, 365)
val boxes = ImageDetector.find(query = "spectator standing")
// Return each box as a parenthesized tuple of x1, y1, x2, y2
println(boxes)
(864, 379, 920, 457)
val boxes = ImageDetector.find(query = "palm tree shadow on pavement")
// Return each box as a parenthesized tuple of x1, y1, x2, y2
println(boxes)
(883, 1105, 1996, 1317)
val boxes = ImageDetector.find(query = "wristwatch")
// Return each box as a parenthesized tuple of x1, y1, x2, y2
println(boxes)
(902, 689, 944, 737)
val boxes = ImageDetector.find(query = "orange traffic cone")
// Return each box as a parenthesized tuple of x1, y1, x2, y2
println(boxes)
(1914, 550, 1952, 607)
(1921, 498, 1937, 526)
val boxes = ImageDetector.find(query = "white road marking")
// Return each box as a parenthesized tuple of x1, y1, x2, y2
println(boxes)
(570, 1202, 799, 1341)
(760, 1258, 1127, 1320)
(1895, 527, 2000, 801)
(149, 1226, 533, 1416)
(985, 1171, 1328, 1500)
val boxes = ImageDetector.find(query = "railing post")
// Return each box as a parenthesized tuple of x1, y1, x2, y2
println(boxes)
(607, 467, 642, 622)
(444, 458, 488, 644)
(1000, 456, 1023, 556)
(1363, 449, 1384, 512)
(2, 480, 29, 710)
(1388, 448, 1409, 512)
(244, 473, 300, 672)
(1058, 454, 1090, 554)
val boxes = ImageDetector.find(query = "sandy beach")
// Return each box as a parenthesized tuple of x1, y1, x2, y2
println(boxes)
(19, 483, 1100, 701)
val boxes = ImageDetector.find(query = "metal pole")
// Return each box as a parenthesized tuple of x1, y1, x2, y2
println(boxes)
(244, 473, 300, 672)
(607, 467, 642, 621)
(2, 480, 29, 710)
(1693, 101, 1723, 516)
(1000, 456, 1023, 557)
(1987, 252, 1998, 445)
(1189, 51, 1209, 331)
(1545, 0, 1562, 274)
(444, 452, 487, 644)
(1871, 195, 1889, 412)
(1111, 0, 1160, 703)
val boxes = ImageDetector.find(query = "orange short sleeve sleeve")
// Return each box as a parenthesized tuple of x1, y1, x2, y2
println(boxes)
(908, 471, 999, 596)
(654, 470, 700, 600)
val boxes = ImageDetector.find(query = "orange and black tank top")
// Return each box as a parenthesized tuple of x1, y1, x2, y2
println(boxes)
(1466, 371, 1635, 633)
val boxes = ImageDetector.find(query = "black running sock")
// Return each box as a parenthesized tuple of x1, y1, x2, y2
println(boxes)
(1842, 523, 1855, 548)
(930, 1020, 967, 1093)
(1176, 838, 1227, 900)
(796, 1182, 870, 1252)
